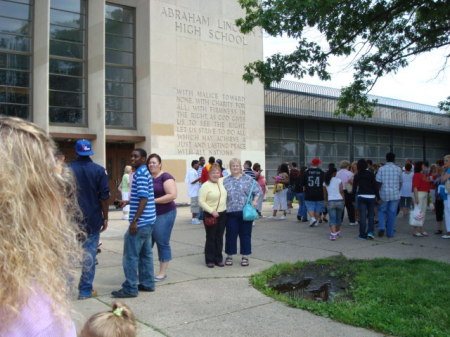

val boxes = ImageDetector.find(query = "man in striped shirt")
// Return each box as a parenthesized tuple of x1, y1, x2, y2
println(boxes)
(112, 148, 157, 298)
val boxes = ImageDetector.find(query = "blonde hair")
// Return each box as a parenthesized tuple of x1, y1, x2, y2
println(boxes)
(209, 163, 221, 174)
(0, 117, 81, 332)
(339, 160, 350, 169)
(80, 302, 137, 337)
(229, 158, 242, 168)
(124, 165, 132, 174)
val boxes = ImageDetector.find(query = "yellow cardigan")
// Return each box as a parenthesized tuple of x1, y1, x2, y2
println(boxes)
(198, 178, 227, 213)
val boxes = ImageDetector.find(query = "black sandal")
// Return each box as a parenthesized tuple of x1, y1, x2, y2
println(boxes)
(241, 257, 249, 267)
(225, 257, 233, 266)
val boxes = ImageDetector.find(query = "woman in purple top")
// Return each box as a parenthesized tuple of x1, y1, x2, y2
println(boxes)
(147, 153, 177, 281)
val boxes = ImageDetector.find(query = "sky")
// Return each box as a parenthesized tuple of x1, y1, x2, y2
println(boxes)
(263, 35, 450, 108)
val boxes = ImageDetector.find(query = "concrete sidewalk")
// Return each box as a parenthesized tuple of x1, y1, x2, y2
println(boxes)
(72, 204, 449, 337)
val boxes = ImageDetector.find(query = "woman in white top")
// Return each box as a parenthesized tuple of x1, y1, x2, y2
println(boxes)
(323, 167, 345, 241)
(400, 163, 414, 217)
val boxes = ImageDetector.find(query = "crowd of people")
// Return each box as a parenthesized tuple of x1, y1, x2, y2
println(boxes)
(1, 115, 449, 337)
(266, 153, 450, 242)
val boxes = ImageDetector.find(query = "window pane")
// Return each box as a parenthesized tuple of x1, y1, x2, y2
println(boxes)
(0, 1, 31, 20)
(0, 69, 29, 87)
(0, 86, 29, 103)
(0, 17, 30, 34)
(50, 40, 83, 58)
(0, 52, 30, 70)
(50, 9, 82, 29)
(106, 66, 133, 82)
(50, 75, 83, 92)
(49, 107, 83, 124)
(51, 0, 82, 13)
(320, 132, 333, 141)
(105, 81, 133, 97)
(106, 96, 133, 112)
(50, 25, 83, 42)
(0, 103, 29, 118)
(50, 91, 83, 108)
(106, 111, 134, 127)
(106, 49, 133, 66)
(282, 128, 297, 139)
(50, 59, 82, 76)
(105, 19, 133, 37)
(105, 5, 134, 23)
(0, 34, 30, 52)
(106, 34, 133, 52)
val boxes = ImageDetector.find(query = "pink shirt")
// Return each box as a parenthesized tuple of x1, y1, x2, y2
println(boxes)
(336, 169, 353, 190)
(3, 288, 76, 337)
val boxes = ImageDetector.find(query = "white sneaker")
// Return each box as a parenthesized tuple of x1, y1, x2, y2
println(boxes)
(309, 217, 317, 227)
(349, 222, 357, 226)
(267, 215, 276, 219)
(442, 234, 450, 239)
(279, 215, 286, 220)
(192, 218, 201, 224)
(121, 215, 129, 220)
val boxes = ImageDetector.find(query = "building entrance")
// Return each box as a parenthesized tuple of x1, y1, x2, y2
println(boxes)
(106, 143, 135, 204)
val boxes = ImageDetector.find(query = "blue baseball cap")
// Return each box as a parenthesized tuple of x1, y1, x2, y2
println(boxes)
(75, 139, 94, 156)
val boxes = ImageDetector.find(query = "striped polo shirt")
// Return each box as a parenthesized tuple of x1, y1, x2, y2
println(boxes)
(129, 165, 156, 227)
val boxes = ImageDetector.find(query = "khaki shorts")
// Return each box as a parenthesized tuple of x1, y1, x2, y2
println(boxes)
(190, 196, 200, 213)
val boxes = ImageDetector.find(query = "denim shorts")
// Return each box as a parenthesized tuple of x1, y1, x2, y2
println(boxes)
(304, 200, 325, 213)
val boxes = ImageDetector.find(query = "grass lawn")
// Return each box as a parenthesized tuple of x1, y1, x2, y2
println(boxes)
(251, 257, 450, 337)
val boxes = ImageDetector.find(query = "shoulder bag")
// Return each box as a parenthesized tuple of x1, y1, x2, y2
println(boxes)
(243, 179, 259, 221)
(204, 183, 221, 226)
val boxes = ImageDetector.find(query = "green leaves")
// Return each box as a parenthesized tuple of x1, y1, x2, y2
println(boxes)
(236, 0, 450, 117)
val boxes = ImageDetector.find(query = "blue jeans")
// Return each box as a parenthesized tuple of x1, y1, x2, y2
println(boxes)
(287, 187, 295, 202)
(296, 192, 307, 219)
(122, 225, 155, 295)
(358, 197, 376, 238)
(378, 199, 400, 237)
(78, 232, 100, 298)
(304, 200, 325, 214)
(152, 209, 177, 262)
(225, 211, 253, 255)
(327, 200, 344, 226)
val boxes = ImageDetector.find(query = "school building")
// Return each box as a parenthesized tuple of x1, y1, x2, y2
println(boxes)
(1, 0, 449, 202)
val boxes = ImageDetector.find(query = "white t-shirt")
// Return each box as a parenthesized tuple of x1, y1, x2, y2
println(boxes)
(323, 177, 343, 201)
(400, 171, 413, 197)
(185, 167, 200, 197)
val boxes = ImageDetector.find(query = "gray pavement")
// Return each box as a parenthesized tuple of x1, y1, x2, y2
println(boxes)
(72, 204, 449, 337)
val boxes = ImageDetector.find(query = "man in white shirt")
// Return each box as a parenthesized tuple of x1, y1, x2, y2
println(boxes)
(186, 160, 201, 224)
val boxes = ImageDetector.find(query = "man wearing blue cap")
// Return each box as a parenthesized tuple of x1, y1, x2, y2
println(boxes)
(69, 139, 110, 299)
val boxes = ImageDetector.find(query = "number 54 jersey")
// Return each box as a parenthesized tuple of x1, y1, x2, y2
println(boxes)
(303, 167, 325, 201)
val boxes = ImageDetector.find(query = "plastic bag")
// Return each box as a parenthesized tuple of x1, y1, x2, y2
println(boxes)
(409, 205, 424, 227)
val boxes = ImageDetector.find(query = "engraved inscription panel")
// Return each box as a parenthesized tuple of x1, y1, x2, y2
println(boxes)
(176, 88, 246, 156)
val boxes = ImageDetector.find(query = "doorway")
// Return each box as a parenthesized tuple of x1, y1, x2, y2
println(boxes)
(106, 143, 135, 204)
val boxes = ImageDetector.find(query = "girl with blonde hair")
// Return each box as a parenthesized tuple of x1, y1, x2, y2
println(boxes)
(79, 302, 137, 337)
(0, 117, 81, 336)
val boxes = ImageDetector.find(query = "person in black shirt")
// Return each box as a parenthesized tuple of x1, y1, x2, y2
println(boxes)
(352, 159, 380, 239)
(302, 158, 325, 227)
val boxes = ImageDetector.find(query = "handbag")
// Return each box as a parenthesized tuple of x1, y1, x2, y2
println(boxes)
(243, 180, 259, 221)
(204, 183, 221, 226)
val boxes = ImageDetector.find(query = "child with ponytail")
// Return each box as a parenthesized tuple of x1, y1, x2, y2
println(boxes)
(80, 302, 137, 337)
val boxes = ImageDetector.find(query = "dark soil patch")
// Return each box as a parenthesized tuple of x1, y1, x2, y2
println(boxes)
(266, 257, 354, 302)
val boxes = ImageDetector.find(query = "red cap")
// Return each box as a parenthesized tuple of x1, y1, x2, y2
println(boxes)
(311, 158, 321, 166)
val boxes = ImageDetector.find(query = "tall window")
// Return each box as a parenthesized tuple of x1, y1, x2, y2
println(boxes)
(105, 3, 135, 128)
(49, 0, 86, 124)
(0, 0, 33, 119)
